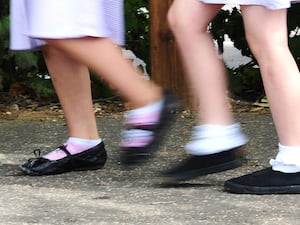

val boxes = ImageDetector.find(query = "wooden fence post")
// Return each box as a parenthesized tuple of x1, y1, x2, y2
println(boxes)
(149, 0, 191, 107)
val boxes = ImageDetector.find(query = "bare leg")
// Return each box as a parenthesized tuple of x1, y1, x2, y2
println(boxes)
(44, 38, 163, 108)
(242, 6, 300, 146)
(42, 45, 99, 140)
(20, 45, 107, 175)
(159, 0, 248, 183)
(168, 0, 247, 154)
(168, 0, 233, 125)
(224, 6, 300, 194)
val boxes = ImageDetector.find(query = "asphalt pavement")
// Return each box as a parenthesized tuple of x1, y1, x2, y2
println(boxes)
(1, 112, 300, 225)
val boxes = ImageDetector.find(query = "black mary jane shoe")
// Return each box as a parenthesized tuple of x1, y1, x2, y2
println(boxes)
(20, 142, 107, 176)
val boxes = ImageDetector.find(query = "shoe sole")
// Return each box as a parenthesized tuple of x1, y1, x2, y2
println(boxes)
(157, 159, 242, 184)
(20, 163, 105, 176)
(224, 181, 300, 194)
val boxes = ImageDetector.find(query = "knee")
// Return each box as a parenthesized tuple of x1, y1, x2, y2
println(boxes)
(167, 7, 183, 34)
(246, 31, 287, 62)
(167, 7, 204, 37)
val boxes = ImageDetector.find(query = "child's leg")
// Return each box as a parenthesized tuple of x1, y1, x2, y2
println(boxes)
(169, 1, 248, 154)
(159, 0, 248, 183)
(168, 0, 233, 125)
(42, 45, 99, 140)
(43, 38, 180, 167)
(242, 6, 300, 146)
(242, 6, 300, 171)
(44, 38, 163, 108)
(169, 0, 248, 151)
(20, 46, 106, 176)
(224, 6, 300, 194)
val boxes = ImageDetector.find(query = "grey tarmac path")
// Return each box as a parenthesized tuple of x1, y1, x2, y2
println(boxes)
(0, 113, 300, 225)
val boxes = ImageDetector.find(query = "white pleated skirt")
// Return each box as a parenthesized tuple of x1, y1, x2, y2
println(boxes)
(10, 0, 125, 50)
(200, 0, 291, 9)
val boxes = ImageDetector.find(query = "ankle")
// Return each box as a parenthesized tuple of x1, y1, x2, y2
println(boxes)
(185, 123, 248, 155)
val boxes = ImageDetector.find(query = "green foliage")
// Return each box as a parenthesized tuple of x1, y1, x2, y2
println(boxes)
(0, 2, 48, 97)
(289, 36, 300, 66)
(0, 15, 9, 90)
(0, 0, 9, 20)
(0, 13, 49, 98)
(227, 65, 264, 102)
(210, 10, 229, 53)
(90, 75, 114, 99)
(288, 4, 300, 31)
(23, 75, 56, 100)
(225, 8, 253, 58)
(90, 0, 150, 100)
(0, 15, 9, 52)
(125, 0, 149, 66)
(288, 4, 300, 67)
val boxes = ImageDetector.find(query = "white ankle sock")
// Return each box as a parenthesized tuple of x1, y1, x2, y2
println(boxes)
(125, 98, 164, 118)
(185, 123, 248, 156)
(270, 143, 300, 173)
(67, 137, 102, 150)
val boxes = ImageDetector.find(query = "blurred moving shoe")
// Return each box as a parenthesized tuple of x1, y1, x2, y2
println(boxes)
(120, 90, 181, 168)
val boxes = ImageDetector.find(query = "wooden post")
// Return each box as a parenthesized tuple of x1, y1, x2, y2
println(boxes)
(149, 0, 191, 107)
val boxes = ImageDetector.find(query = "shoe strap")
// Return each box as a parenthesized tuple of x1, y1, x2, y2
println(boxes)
(125, 123, 158, 132)
(58, 145, 72, 156)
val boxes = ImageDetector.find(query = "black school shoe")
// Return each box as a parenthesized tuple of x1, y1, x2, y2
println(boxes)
(20, 142, 107, 176)
(224, 167, 300, 194)
(159, 148, 242, 184)
(120, 90, 181, 168)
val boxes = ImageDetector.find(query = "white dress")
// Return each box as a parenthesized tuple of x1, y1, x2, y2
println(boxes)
(200, 0, 291, 9)
(10, 0, 124, 50)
